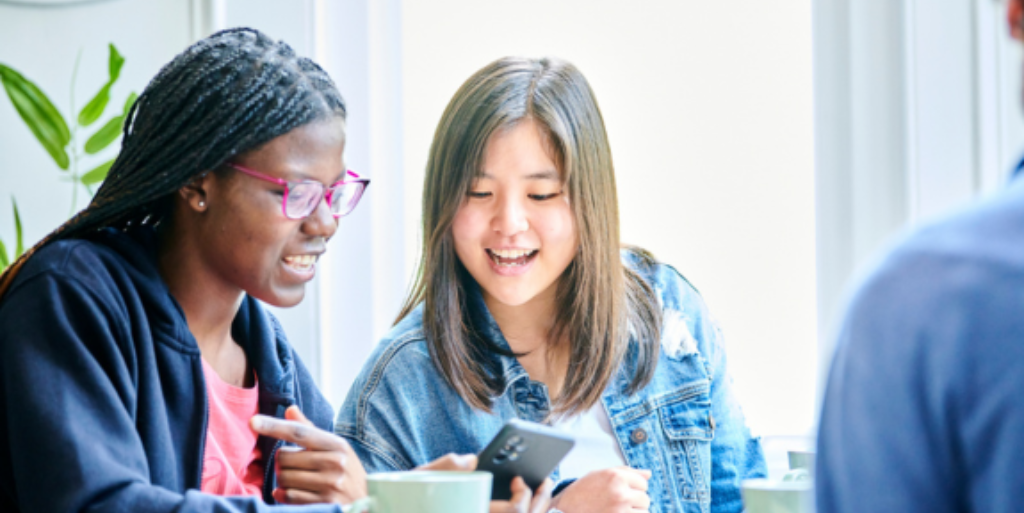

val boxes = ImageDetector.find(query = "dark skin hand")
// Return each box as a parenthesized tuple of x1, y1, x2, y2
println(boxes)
(251, 407, 554, 511)
(251, 406, 367, 505)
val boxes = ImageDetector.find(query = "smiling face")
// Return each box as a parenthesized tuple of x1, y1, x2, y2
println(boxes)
(189, 117, 347, 307)
(451, 118, 578, 310)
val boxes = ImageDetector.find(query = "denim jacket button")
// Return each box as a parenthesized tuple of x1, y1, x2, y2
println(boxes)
(630, 428, 648, 445)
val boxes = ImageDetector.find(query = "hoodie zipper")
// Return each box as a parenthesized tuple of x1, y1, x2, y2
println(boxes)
(264, 439, 284, 500)
(263, 403, 290, 502)
(196, 357, 209, 489)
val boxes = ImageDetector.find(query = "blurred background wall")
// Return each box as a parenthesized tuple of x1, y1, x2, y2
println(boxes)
(2, 0, 1022, 468)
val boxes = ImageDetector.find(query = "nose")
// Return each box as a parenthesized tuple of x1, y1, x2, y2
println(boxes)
(491, 195, 528, 236)
(301, 194, 339, 240)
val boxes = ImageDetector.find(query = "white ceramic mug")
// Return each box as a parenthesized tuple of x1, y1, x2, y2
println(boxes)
(343, 471, 491, 513)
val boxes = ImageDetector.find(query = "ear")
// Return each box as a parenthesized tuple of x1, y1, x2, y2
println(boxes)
(178, 173, 211, 213)
(1009, 0, 1024, 41)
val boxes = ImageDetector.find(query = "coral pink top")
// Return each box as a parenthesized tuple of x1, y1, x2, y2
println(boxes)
(200, 358, 265, 497)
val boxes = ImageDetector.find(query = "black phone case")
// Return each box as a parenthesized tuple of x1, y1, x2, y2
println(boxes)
(477, 419, 576, 501)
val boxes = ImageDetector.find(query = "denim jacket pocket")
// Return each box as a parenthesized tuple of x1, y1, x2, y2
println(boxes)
(657, 387, 714, 511)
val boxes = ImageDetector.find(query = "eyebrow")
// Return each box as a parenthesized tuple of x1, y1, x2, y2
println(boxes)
(478, 170, 560, 181)
(286, 168, 347, 184)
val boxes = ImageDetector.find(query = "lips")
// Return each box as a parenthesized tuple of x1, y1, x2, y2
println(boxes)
(486, 248, 538, 267)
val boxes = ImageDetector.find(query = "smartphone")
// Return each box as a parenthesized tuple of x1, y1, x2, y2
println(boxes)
(477, 419, 576, 501)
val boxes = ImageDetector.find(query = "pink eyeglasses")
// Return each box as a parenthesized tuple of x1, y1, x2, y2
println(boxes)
(227, 163, 370, 219)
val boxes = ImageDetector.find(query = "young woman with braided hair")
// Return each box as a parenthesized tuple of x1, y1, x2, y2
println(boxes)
(0, 29, 548, 513)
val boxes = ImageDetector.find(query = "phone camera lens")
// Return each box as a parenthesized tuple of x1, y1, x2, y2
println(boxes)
(492, 453, 508, 464)
(515, 443, 528, 453)
(507, 452, 520, 462)
(507, 436, 523, 446)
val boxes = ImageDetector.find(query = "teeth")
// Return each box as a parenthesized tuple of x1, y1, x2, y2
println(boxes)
(491, 249, 536, 259)
(284, 254, 317, 269)
(488, 249, 537, 267)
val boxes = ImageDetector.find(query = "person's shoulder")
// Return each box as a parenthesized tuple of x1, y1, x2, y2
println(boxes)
(337, 303, 451, 440)
(620, 246, 705, 314)
(857, 184, 1024, 310)
(7, 235, 126, 299)
(898, 181, 1024, 271)
(359, 305, 435, 383)
(838, 185, 1024, 362)
(380, 305, 431, 357)
(620, 247, 715, 361)
(0, 234, 144, 357)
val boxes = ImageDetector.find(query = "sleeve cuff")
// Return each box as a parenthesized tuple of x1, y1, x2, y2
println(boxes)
(552, 478, 577, 497)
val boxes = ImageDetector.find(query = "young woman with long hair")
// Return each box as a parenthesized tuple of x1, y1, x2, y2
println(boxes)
(0, 28, 546, 513)
(336, 57, 767, 513)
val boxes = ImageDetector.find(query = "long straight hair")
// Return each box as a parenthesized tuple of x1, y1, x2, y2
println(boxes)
(0, 28, 346, 300)
(396, 57, 661, 417)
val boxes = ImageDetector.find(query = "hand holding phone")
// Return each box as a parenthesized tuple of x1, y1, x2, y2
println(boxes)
(477, 419, 575, 501)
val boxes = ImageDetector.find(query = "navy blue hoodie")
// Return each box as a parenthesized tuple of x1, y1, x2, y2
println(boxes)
(0, 226, 343, 512)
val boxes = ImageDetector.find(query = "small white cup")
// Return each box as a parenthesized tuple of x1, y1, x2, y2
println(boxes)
(343, 471, 491, 513)
(741, 476, 814, 513)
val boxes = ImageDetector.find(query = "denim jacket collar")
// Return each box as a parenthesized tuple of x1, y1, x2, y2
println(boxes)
(463, 278, 640, 415)
(464, 280, 558, 419)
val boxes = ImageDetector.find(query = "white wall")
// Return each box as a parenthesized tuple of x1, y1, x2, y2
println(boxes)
(401, 0, 819, 437)
(306, 0, 408, 409)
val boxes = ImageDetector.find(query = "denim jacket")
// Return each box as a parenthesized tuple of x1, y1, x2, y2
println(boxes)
(336, 251, 766, 513)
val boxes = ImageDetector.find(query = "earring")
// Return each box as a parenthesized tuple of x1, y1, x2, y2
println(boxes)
(199, 201, 206, 208)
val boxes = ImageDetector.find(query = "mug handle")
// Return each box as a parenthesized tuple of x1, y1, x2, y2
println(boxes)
(342, 497, 375, 513)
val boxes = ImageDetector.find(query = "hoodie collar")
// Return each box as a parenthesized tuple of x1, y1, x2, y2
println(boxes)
(93, 225, 296, 398)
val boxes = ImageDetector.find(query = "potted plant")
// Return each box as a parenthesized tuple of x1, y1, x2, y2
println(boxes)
(0, 43, 136, 270)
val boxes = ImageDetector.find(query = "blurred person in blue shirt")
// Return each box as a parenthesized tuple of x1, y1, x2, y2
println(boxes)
(816, 1, 1024, 511)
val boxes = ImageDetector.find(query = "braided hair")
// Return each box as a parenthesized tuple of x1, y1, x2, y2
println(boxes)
(0, 27, 346, 298)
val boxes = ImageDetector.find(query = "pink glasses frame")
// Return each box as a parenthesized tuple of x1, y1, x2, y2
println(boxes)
(227, 162, 370, 219)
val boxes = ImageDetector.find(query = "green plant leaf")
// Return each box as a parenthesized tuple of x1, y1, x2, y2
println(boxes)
(81, 158, 115, 186)
(12, 199, 23, 259)
(108, 44, 124, 82)
(84, 114, 123, 154)
(0, 237, 9, 269)
(78, 83, 110, 127)
(78, 45, 125, 127)
(123, 91, 137, 115)
(0, 64, 71, 169)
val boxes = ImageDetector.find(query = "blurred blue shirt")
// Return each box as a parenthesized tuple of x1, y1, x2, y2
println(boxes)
(817, 168, 1024, 512)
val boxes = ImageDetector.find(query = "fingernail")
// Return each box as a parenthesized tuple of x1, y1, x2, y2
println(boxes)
(251, 417, 264, 430)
